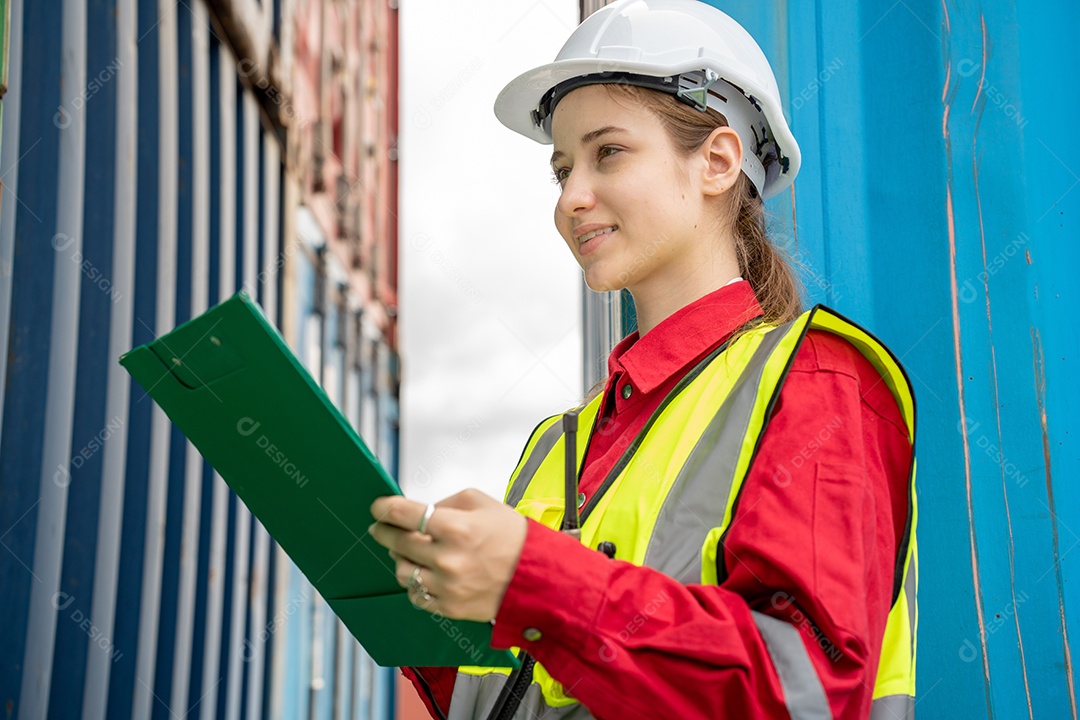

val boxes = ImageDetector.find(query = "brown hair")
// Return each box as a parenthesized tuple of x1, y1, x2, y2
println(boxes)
(603, 83, 803, 325)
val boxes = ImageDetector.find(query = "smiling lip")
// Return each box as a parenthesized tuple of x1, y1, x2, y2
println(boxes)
(576, 226, 617, 256)
(573, 223, 619, 241)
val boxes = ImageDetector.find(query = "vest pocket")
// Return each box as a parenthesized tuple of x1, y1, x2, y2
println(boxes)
(515, 497, 566, 531)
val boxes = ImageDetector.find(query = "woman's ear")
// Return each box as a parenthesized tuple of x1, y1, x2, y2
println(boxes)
(699, 126, 743, 197)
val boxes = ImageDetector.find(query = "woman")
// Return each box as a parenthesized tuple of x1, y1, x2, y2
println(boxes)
(369, 2, 917, 718)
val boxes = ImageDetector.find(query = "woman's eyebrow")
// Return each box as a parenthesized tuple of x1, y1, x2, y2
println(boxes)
(550, 125, 629, 166)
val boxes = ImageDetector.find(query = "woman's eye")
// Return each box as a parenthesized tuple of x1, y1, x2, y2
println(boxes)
(550, 148, 618, 186)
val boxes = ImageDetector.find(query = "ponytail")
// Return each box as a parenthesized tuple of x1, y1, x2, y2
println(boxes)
(730, 174, 802, 325)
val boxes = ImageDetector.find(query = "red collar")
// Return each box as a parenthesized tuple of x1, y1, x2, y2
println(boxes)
(607, 281, 764, 395)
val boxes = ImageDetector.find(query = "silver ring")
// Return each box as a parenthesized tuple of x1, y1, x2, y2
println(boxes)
(417, 504, 436, 535)
(407, 567, 433, 607)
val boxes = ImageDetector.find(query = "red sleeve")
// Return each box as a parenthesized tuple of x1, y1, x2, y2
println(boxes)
(400, 666, 457, 719)
(490, 330, 912, 720)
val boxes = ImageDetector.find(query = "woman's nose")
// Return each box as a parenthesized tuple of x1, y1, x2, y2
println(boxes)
(555, 169, 596, 218)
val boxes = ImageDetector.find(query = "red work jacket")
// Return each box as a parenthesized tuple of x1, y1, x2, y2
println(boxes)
(403, 280, 912, 720)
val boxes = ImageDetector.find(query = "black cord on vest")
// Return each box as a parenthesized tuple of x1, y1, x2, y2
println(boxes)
(562, 411, 581, 539)
(485, 410, 618, 719)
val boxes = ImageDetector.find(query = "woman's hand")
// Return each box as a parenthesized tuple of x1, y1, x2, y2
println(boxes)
(368, 489, 528, 622)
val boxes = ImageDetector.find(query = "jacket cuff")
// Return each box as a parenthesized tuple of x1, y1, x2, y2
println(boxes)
(491, 518, 615, 652)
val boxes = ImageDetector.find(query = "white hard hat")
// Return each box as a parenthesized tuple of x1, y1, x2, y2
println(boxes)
(494, 0, 800, 200)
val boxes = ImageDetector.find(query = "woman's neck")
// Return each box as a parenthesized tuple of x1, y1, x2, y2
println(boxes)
(631, 256, 742, 336)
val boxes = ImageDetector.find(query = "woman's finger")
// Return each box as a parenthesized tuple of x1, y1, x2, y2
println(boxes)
(392, 556, 441, 613)
(433, 487, 496, 512)
(369, 518, 438, 567)
(394, 557, 424, 589)
(370, 495, 429, 532)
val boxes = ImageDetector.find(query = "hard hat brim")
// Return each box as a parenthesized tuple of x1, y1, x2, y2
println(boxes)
(493, 57, 801, 200)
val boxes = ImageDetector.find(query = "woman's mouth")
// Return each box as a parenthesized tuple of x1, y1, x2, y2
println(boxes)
(579, 225, 617, 255)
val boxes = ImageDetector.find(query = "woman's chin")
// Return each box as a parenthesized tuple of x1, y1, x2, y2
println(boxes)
(582, 271, 627, 295)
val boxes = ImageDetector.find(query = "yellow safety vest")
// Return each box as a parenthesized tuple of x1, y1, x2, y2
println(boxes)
(451, 306, 918, 720)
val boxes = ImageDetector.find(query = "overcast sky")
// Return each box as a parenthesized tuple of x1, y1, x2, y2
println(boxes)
(398, 0, 584, 504)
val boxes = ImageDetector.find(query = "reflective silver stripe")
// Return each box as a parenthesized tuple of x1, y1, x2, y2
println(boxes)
(751, 611, 832, 720)
(643, 325, 788, 581)
(447, 672, 502, 720)
(870, 694, 913, 720)
(505, 419, 567, 508)
(448, 673, 596, 720)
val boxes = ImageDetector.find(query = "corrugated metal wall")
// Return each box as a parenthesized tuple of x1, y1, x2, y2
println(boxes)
(582, 0, 1078, 716)
(0, 0, 398, 717)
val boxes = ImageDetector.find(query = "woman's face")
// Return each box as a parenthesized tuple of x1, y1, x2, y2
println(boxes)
(550, 85, 712, 297)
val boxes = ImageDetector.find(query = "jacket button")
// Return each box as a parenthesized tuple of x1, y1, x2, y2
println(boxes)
(577, 492, 586, 508)
(523, 627, 542, 642)
(621, 384, 632, 400)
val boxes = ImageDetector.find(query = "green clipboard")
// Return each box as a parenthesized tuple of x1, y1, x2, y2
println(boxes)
(119, 291, 518, 669)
